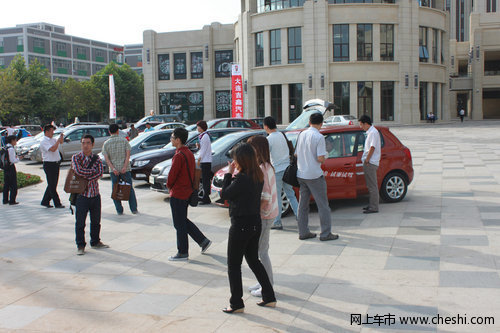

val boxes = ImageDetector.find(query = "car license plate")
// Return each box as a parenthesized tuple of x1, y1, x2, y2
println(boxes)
(149, 176, 155, 184)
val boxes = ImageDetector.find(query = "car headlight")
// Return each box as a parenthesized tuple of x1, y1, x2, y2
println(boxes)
(161, 165, 171, 176)
(133, 160, 150, 167)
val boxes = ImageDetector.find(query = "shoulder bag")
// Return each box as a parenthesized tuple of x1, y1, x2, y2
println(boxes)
(180, 151, 201, 207)
(282, 132, 301, 188)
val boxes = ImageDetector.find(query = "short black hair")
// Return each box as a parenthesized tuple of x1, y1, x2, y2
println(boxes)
(358, 115, 372, 125)
(81, 134, 95, 144)
(173, 127, 188, 144)
(263, 116, 277, 129)
(6, 135, 17, 144)
(109, 124, 119, 134)
(43, 124, 56, 133)
(309, 113, 323, 125)
(130, 124, 135, 127)
(146, 122, 151, 126)
(196, 120, 208, 131)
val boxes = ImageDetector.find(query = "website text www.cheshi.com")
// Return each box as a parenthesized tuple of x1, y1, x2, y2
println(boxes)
(350, 313, 495, 327)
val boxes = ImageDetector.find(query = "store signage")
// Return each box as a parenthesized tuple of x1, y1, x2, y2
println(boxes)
(231, 64, 243, 118)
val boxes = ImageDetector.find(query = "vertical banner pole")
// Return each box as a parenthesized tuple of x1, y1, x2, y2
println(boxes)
(109, 74, 116, 119)
(231, 64, 243, 118)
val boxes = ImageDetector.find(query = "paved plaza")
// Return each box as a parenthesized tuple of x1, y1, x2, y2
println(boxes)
(1, 121, 500, 332)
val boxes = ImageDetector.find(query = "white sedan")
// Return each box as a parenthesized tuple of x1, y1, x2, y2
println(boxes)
(323, 115, 357, 126)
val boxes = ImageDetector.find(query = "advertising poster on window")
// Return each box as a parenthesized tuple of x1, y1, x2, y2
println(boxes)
(158, 91, 204, 122)
(215, 50, 233, 77)
(158, 54, 170, 80)
(216, 91, 231, 118)
(191, 52, 203, 79)
(231, 64, 243, 118)
(174, 53, 186, 79)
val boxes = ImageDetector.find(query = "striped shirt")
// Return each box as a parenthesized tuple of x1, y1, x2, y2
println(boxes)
(260, 162, 279, 220)
(71, 152, 103, 198)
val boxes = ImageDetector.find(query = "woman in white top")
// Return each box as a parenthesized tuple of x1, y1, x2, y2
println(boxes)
(196, 120, 212, 205)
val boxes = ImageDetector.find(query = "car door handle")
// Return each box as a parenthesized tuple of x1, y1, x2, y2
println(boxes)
(344, 163, 353, 167)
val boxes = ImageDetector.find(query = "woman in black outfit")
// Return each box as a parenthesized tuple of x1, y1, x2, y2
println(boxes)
(220, 143, 277, 314)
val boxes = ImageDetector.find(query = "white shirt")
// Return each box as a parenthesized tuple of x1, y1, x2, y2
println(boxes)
(267, 131, 290, 173)
(40, 135, 61, 162)
(362, 125, 381, 166)
(6, 127, 16, 136)
(296, 127, 327, 180)
(198, 131, 212, 163)
(6, 144, 19, 165)
(459, 109, 465, 116)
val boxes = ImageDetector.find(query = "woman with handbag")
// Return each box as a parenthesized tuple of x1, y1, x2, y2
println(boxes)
(166, 127, 211, 261)
(220, 143, 277, 314)
(247, 136, 279, 298)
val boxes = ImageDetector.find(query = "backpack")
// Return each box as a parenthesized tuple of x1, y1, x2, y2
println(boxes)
(0, 147, 9, 170)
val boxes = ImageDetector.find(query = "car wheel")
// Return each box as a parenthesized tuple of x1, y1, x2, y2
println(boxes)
(380, 172, 408, 203)
(281, 187, 292, 217)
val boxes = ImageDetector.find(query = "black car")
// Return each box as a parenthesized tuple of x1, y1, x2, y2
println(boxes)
(131, 128, 248, 182)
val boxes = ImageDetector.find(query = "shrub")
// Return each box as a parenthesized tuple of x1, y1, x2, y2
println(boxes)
(0, 170, 42, 191)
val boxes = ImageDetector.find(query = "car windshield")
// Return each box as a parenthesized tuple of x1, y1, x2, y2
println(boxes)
(128, 133, 148, 147)
(345, 115, 357, 120)
(211, 132, 251, 155)
(162, 131, 199, 149)
(206, 119, 218, 128)
(286, 109, 322, 130)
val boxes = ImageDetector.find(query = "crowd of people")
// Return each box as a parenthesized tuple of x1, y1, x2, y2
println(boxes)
(2, 113, 383, 314)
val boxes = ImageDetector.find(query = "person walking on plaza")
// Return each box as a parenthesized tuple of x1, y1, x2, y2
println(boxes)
(263, 116, 299, 230)
(295, 113, 338, 241)
(2, 136, 19, 205)
(359, 115, 381, 214)
(71, 134, 108, 255)
(196, 120, 212, 205)
(220, 143, 277, 313)
(459, 108, 465, 122)
(129, 124, 138, 140)
(248, 136, 279, 298)
(166, 127, 211, 261)
(102, 124, 138, 215)
(40, 124, 65, 209)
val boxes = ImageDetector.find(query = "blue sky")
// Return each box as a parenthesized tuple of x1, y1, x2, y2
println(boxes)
(4, 0, 241, 45)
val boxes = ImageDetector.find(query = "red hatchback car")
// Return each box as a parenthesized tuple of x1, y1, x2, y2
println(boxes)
(211, 125, 413, 213)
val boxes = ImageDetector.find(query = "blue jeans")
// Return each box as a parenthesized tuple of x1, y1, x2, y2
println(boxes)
(110, 172, 137, 214)
(273, 170, 299, 226)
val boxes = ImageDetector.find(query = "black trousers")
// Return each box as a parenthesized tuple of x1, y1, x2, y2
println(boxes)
(170, 196, 207, 254)
(227, 219, 276, 308)
(2, 165, 17, 204)
(75, 194, 101, 248)
(41, 161, 61, 207)
(200, 162, 212, 203)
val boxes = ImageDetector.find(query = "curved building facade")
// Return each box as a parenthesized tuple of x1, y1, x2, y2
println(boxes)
(235, 0, 450, 124)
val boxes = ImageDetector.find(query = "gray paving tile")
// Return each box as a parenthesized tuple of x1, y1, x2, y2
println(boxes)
(397, 227, 441, 235)
(404, 213, 441, 220)
(439, 271, 500, 288)
(41, 258, 96, 274)
(440, 235, 489, 246)
(113, 293, 187, 316)
(385, 257, 440, 271)
(96, 275, 162, 292)
(441, 192, 474, 197)
(294, 243, 346, 256)
(478, 206, 500, 212)
(0, 305, 53, 329)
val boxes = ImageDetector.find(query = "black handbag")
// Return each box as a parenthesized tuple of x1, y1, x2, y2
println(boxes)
(180, 152, 199, 207)
(282, 131, 301, 187)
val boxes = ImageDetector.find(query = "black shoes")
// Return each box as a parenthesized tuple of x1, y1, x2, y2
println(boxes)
(41, 203, 53, 208)
(55, 205, 65, 209)
(200, 239, 212, 254)
(363, 209, 378, 214)
(320, 233, 339, 241)
(9, 202, 19, 205)
(222, 305, 244, 314)
(91, 242, 110, 249)
(257, 300, 277, 308)
(299, 232, 317, 240)
(168, 253, 188, 261)
(271, 224, 283, 230)
(77, 247, 85, 255)
(199, 201, 211, 205)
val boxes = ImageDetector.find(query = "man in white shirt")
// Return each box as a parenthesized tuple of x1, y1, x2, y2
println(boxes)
(196, 120, 212, 205)
(359, 115, 381, 214)
(295, 113, 338, 242)
(6, 125, 16, 136)
(263, 116, 298, 230)
(2, 135, 20, 205)
(40, 124, 65, 208)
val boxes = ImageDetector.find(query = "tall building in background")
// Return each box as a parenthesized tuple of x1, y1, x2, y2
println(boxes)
(449, 0, 500, 119)
(124, 44, 143, 75)
(0, 23, 126, 81)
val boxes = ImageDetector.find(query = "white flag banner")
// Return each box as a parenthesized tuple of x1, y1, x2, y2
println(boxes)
(109, 74, 116, 119)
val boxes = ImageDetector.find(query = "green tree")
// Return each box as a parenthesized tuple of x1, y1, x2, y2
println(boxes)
(91, 62, 144, 122)
(60, 78, 102, 123)
(0, 65, 27, 124)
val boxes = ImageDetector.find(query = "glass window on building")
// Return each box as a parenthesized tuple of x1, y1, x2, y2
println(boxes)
(334, 82, 350, 115)
(256, 86, 265, 118)
(487, 0, 497, 12)
(380, 81, 394, 121)
(174, 53, 187, 80)
(158, 54, 170, 80)
(255, 32, 264, 67)
(432, 82, 438, 119)
(216, 90, 231, 118)
(333, 24, 349, 62)
(271, 84, 282, 124)
(56, 42, 67, 57)
(53, 59, 71, 74)
(357, 24, 372, 61)
(76, 46, 87, 60)
(432, 29, 438, 63)
(95, 49, 105, 62)
(357, 81, 373, 119)
(0, 38, 4, 48)
(380, 24, 394, 61)
(270, 29, 281, 65)
(29, 55, 50, 69)
(289, 83, 303, 122)
(191, 52, 203, 79)
(419, 82, 428, 120)
(330, 0, 395, 3)
(288, 27, 302, 64)
(158, 91, 204, 122)
(0, 58, 4, 67)
(17, 36, 23, 49)
(33, 38, 45, 54)
(257, 0, 305, 12)
(419, 27, 429, 62)
(74, 61, 90, 76)
(215, 50, 233, 78)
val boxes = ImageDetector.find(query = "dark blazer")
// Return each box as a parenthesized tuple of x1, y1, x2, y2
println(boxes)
(221, 172, 263, 225)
